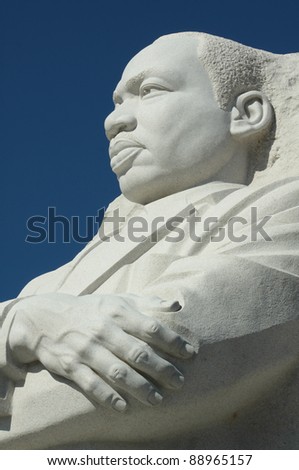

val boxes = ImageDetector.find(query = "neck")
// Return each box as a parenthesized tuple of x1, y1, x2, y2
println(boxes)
(212, 149, 249, 185)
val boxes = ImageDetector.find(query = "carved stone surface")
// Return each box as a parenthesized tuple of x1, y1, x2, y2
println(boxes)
(0, 32, 299, 449)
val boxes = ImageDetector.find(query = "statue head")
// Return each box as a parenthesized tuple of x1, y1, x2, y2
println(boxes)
(104, 33, 285, 205)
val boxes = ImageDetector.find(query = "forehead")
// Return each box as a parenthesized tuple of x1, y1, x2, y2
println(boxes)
(114, 36, 212, 96)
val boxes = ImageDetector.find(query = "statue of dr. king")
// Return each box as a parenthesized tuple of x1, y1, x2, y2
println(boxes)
(0, 32, 299, 449)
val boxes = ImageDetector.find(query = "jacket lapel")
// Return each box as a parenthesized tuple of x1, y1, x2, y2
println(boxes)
(58, 183, 242, 296)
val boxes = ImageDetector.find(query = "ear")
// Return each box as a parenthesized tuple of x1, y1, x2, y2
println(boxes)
(230, 91, 273, 138)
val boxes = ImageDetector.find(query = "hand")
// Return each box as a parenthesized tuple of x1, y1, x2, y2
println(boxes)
(8, 293, 195, 412)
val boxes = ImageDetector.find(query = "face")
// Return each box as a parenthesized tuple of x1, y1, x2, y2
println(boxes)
(104, 36, 237, 205)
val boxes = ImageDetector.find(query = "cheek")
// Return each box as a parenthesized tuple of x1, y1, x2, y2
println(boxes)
(178, 108, 230, 152)
(137, 100, 230, 164)
(137, 113, 174, 139)
(137, 98, 188, 138)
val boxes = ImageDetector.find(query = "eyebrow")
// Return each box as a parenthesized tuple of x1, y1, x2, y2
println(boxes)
(113, 70, 152, 103)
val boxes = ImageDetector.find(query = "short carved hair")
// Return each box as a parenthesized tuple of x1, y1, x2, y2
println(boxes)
(156, 32, 275, 110)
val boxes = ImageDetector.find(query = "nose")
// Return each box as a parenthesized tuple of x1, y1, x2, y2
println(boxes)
(104, 108, 137, 141)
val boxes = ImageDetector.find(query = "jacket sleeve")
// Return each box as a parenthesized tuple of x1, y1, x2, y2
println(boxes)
(140, 181, 299, 348)
(0, 258, 75, 417)
(0, 205, 119, 419)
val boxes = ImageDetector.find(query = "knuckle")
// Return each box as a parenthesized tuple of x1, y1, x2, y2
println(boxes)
(74, 336, 96, 359)
(115, 302, 129, 318)
(94, 323, 107, 341)
(106, 300, 127, 316)
(84, 376, 100, 394)
(108, 364, 128, 382)
(109, 310, 124, 322)
(145, 320, 161, 337)
(128, 347, 150, 364)
(60, 354, 78, 375)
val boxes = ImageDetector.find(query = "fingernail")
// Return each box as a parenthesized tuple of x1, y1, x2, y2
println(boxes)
(170, 373, 184, 388)
(161, 300, 182, 312)
(181, 342, 195, 357)
(148, 390, 163, 405)
(112, 398, 127, 412)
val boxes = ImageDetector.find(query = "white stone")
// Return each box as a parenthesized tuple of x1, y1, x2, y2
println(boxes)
(0, 32, 299, 449)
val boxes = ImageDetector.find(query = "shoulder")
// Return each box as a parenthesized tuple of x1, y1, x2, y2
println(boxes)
(18, 263, 73, 297)
(220, 177, 299, 219)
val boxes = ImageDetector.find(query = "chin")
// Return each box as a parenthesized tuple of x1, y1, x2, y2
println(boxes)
(118, 170, 157, 205)
(120, 185, 155, 205)
(119, 178, 162, 205)
(118, 168, 182, 205)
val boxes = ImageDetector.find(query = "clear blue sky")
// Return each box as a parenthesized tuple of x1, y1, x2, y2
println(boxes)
(1, 0, 298, 300)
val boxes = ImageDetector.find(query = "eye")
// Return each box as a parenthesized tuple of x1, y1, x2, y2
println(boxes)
(140, 85, 154, 97)
(139, 84, 167, 98)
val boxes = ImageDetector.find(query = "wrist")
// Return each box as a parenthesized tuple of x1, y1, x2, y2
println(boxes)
(8, 307, 39, 364)
(0, 300, 29, 381)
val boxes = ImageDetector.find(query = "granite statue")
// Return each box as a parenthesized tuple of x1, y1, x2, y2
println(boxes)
(0, 32, 299, 449)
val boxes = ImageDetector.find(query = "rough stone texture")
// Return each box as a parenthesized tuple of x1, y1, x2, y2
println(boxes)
(253, 52, 299, 185)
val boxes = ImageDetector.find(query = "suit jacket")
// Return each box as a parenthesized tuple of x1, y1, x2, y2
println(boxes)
(0, 178, 299, 447)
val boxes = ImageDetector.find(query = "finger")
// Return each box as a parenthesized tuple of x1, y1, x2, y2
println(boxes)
(86, 347, 164, 407)
(118, 310, 195, 359)
(70, 363, 128, 412)
(122, 294, 182, 313)
(38, 346, 128, 412)
(102, 330, 185, 390)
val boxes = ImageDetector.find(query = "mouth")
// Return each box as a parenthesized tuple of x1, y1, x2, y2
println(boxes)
(109, 139, 145, 177)
(110, 147, 144, 177)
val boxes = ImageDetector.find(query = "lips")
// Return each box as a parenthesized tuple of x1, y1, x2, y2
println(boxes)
(109, 138, 145, 176)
